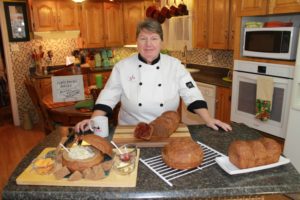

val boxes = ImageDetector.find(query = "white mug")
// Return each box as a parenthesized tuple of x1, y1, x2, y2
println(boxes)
(88, 116, 109, 138)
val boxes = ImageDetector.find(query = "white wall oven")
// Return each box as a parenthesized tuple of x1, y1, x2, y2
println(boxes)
(231, 60, 294, 138)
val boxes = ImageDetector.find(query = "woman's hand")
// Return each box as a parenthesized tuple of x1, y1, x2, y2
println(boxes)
(206, 118, 232, 132)
(194, 108, 232, 132)
(74, 119, 91, 133)
(74, 110, 107, 133)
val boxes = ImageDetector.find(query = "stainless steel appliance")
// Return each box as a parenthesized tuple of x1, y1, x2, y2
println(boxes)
(231, 60, 294, 138)
(243, 27, 299, 60)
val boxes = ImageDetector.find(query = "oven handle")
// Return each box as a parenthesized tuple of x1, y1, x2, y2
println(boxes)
(234, 70, 293, 80)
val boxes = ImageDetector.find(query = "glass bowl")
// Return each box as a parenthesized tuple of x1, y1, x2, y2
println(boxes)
(113, 144, 137, 175)
(32, 157, 55, 175)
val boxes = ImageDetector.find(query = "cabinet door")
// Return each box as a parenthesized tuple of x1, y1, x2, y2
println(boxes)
(269, 0, 300, 14)
(104, 2, 124, 47)
(215, 87, 231, 124)
(81, 2, 105, 48)
(208, 0, 230, 49)
(123, 2, 144, 45)
(237, 0, 267, 16)
(193, 0, 208, 48)
(228, 0, 237, 50)
(32, 1, 57, 31)
(57, 1, 79, 30)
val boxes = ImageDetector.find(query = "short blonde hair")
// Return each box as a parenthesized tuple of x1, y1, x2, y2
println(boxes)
(136, 18, 163, 41)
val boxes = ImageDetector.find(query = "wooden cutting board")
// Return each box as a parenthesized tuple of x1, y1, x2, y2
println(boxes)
(16, 148, 139, 187)
(112, 123, 191, 147)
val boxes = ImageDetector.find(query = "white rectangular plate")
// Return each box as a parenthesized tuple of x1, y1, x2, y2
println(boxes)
(215, 156, 290, 175)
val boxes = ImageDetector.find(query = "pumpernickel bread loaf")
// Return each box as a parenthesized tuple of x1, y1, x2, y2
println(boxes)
(162, 138, 204, 170)
(134, 111, 180, 140)
(228, 137, 282, 169)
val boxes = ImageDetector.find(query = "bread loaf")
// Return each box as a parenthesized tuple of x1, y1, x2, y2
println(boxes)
(162, 138, 204, 170)
(134, 111, 180, 140)
(228, 137, 282, 169)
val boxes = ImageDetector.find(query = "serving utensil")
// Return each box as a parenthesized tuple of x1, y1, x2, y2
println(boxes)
(110, 141, 123, 154)
(59, 143, 70, 153)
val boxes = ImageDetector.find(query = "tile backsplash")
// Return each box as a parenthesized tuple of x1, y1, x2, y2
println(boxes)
(10, 38, 77, 124)
(9, 38, 233, 124)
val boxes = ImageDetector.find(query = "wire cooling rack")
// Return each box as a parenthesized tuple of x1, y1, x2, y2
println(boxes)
(139, 141, 225, 187)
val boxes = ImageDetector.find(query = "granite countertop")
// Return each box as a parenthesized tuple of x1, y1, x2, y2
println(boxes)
(3, 123, 300, 200)
(187, 64, 232, 88)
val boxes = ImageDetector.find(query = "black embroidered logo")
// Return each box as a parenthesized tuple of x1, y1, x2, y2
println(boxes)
(186, 81, 194, 88)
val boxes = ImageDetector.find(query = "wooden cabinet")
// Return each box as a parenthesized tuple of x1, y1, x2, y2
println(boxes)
(238, 0, 300, 16)
(123, 1, 145, 45)
(193, 0, 237, 50)
(208, 0, 230, 49)
(228, 0, 237, 50)
(215, 86, 231, 124)
(193, 0, 208, 48)
(31, 0, 79, 31)
(81, 1, 123, 48)
(104, 2, 124, 47)
(238, 0, 267, 16)
(81, 2, 105, 48)
(269, 0, 300, 14)
(56, 1, 80, 30)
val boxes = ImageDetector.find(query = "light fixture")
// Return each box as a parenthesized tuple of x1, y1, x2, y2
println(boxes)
(72, 0, 85, 3)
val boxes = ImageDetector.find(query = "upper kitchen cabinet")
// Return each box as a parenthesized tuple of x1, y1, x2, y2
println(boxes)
(228, 0, 237, 50)
(193, 0, 237, 50)
(193, 0, 208, 48)
(103, 2, 124, 47)
(237, 0, 267, 16)
(208, 0, 230, 49)
(238, 0, 300, 16)
(81, 2, 105, 48)
(269, 0, 300, 14)
(30, 0, 80, 31)
(81, 1, 123, 48)
(123, 1, 145, 45)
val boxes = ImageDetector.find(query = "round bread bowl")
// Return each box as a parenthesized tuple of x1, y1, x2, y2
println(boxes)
(61, 134, 113, 172)
(162, 138, 204, 170)
(82, 134, 113, 158)
(62, 146, 104, 172)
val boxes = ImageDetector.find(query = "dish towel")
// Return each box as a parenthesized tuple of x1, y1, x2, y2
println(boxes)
(255, 76, 274, 121)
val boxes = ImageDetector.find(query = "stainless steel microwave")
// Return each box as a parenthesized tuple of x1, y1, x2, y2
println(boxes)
(242, 27, 299, 60)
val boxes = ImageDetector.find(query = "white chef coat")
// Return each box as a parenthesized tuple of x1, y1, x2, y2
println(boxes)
(95, 53, 205, 125)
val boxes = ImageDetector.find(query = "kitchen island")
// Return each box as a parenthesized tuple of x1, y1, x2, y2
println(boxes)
(3, 123, 300, 199)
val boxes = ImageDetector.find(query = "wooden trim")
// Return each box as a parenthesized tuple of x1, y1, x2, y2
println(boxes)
(0, 2, 20, 125)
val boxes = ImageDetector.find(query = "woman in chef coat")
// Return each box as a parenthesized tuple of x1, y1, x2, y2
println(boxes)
(75, 18, 232, 132)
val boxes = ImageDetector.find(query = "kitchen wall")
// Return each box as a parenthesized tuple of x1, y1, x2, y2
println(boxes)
(171, 49, 233, 68)
(9, 38, 232, 124)
(9, 38, 77, 123)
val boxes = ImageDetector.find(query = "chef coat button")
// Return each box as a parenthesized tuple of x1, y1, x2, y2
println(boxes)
(158, 83, 162, 87)
(138, 103, 142, 106)
(156, 66, 160, 70)
(139, 82, 142, 86)
(139, 64, 142, 68)
(160, 103, 163, 107)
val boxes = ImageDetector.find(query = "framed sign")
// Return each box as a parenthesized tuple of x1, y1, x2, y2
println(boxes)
(51, 75, 85, 102)
(4, 2, 30, 42)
